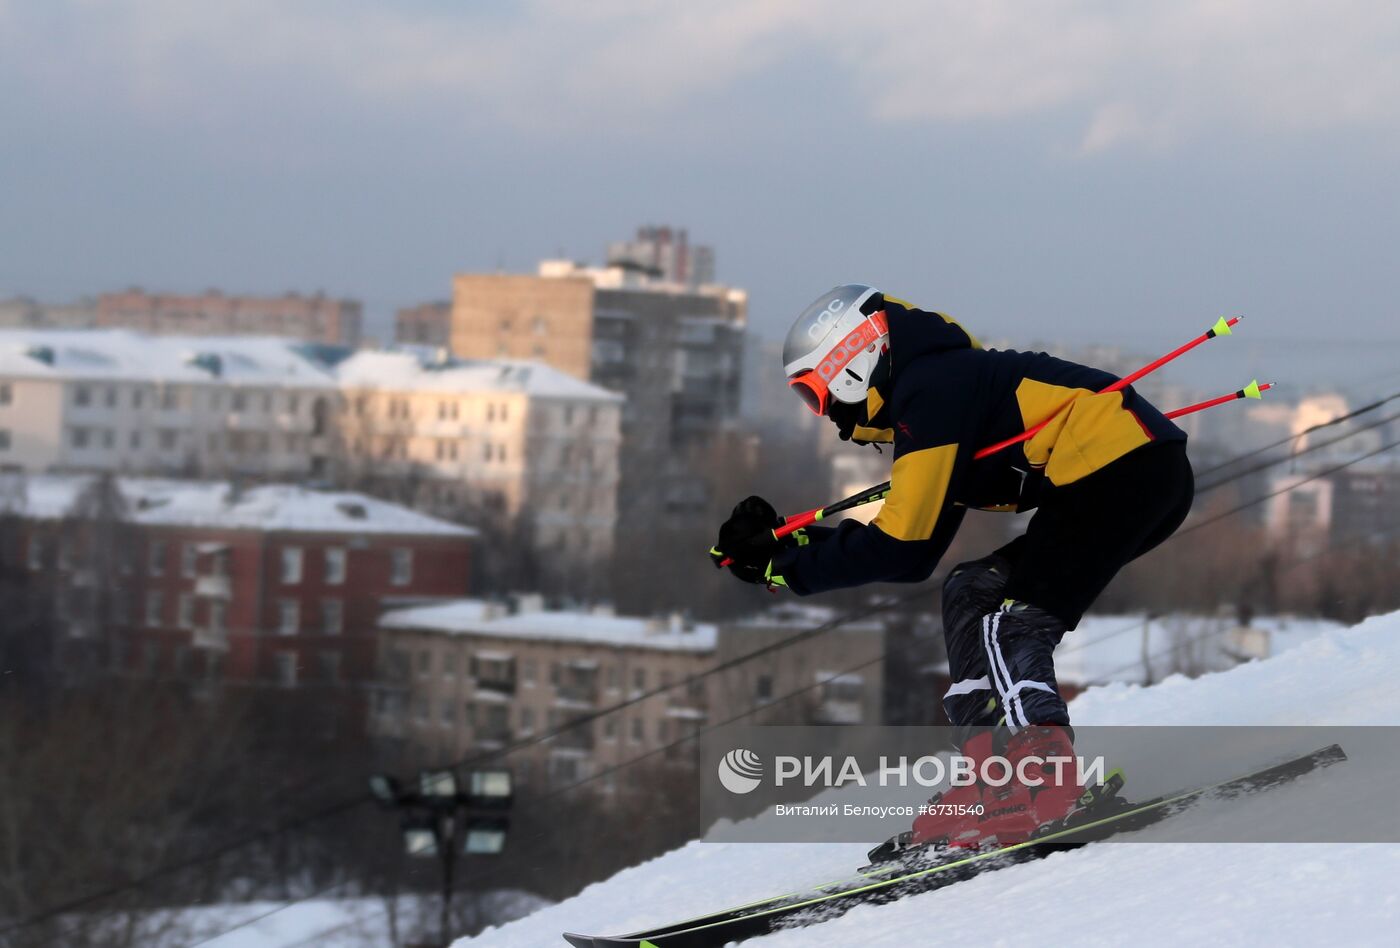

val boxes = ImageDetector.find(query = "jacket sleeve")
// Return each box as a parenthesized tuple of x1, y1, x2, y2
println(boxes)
(770, 374, 972, 595)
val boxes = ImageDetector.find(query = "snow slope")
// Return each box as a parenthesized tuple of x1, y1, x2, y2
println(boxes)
(463, 612, 1400, 947)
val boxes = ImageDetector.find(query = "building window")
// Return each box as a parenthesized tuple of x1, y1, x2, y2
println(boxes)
(418, 650, 431, 677)
(142, 641, 160, 675)
(756, 675, 773, 701)
(0, 383, 10, 405)
(69, 427, 89, 449)
(158, 430, 177, 451)
(281, 547, 303, 584)
(100, 429, 114, 449)
(415, 697, 428, 723)
(132, 388, 144, 409)
(603, 718, 618, 741)
(74, 385, 91, 407)
(232, 391, 247, 412)
(522, 660, 536, 687)
(0, 430, 9, 451)
(145, 591, 164, 628)
(274, 652, 298, 687)
(632, 667, 645, 691)
(444, 651, 457, 677)
(26, 536, 43, 570)
(104, 387, 117, 407)
(323, 547, 346, 584)
(181, 543, 198, 578)
(321, 599, 343, 635)
(630, 718, 643, 744)
(277, 599, 299, 635)
(390, 549, 412, 586)
(441, 700, 455, 727)
(209, 600, 227, 636)
(318, 650, 341, 684)
(130, 430, 141, 450)
(172, 645, 190, 677)
(148, 540, 166, 576)
(177, 592, 194, 629)
(161, 387, 178, 410)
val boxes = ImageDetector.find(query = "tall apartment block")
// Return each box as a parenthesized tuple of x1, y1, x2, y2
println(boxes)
(450, 258, 747, 542)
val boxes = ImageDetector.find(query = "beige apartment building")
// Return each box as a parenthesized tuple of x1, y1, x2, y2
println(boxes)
(450, 260, 748, 559)
(335, 349, 623, 589)
(451, 271, 597, 380)
(97, 288, 363, 346)
(372, 600, 886, 792)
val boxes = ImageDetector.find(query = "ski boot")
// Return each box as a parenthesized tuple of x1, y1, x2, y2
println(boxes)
(981, 724, 1126, 845)
(865, 731, 998, 865)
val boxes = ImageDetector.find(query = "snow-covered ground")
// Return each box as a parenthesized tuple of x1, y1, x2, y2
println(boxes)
(113, 890, 548, 948)
(463, 610, 1400, 947)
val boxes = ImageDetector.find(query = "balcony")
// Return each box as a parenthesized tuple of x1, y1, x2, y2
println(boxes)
(191, 625, 230, 651)
(195, 574, 232, 598)
(477, 677, 516, 698)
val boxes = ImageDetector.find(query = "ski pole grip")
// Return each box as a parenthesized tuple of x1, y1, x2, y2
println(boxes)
(713, 508, 822, 569)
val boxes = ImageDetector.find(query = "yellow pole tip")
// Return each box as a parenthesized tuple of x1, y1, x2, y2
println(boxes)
(1212, 316, 1233, 337)
(1243, 379, 1263, 399)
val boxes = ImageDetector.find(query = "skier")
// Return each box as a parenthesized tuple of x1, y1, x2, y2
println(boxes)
(712, 284, 1195, 849)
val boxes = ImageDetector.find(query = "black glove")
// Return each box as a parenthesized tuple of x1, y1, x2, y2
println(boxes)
(711, 496, 783, 584)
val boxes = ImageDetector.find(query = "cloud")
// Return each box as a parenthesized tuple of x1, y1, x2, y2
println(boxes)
(5, 0, 1400, 153)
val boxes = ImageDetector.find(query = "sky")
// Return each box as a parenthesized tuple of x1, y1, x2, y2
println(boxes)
(3, 0, 1400, 392)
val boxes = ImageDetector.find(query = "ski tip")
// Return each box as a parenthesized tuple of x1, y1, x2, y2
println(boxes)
(562, 934, 595, 948)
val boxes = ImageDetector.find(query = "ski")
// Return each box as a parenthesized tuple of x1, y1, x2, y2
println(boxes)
(562, 743, 1346, 948)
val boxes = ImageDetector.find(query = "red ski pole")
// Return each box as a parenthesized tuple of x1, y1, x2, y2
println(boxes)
(1164, 379, 1272, 419)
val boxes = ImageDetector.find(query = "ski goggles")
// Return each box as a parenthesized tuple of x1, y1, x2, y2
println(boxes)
(786, 311, 888, 416)
(788, 369, 831, 416)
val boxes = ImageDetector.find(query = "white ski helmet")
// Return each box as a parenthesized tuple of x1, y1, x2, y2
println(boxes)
(783, 284, 889, 415)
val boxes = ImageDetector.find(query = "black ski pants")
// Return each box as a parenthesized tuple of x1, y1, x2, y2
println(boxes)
(941, 439, 1194, 731)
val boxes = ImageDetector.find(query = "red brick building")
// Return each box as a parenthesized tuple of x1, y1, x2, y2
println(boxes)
(394, 300, 451, 349)
(17, 477, 474, 693)
(96, 288, 363, 346)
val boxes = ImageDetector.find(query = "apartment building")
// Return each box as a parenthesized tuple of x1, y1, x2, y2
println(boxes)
(335, 348, 623, 585)
(97, 288, 363, 346)
(0, 296, 98, 330)
(606, 225, 715, 287)
(450, 259, 747, 539)
(372, 600, 886, 792)
(0, 329, 339, 478)
(394, 301, 452, 348)
(15, 474, 474, 694)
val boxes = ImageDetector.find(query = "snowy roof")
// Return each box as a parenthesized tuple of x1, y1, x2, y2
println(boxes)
(13, 474, 475, 537)
(731, 602, 886, 633)
(336, 349, 622, 402)
(0, 329, 338, 387)
(381, 599, 717, 652)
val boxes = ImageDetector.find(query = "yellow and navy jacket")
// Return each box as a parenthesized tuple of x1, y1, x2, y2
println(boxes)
(771, 296, 1187, 595)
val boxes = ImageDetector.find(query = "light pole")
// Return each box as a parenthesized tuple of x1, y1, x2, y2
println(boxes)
(370, 767, 514, 947)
